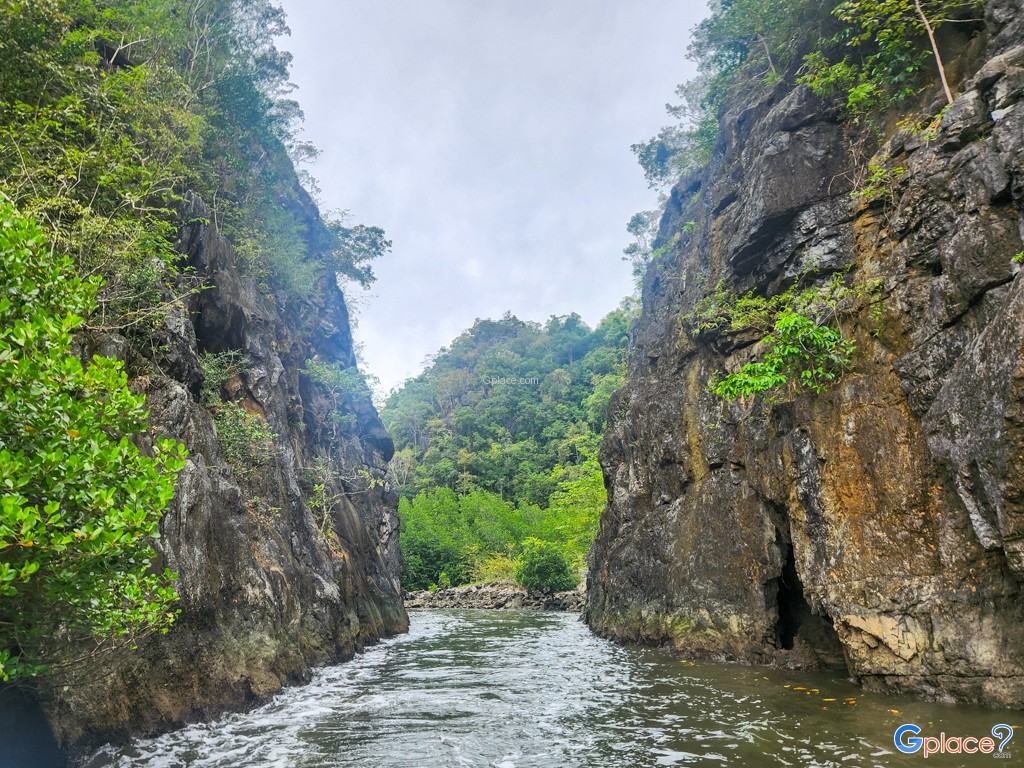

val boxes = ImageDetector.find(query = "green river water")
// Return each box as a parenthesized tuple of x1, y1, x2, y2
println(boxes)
(87, 609, 1020, 767)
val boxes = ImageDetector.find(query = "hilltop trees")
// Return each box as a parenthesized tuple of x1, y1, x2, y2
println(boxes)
(631, 0, 984, 196)
(0, 0, 387, 311)
(806, 0, 991, 110)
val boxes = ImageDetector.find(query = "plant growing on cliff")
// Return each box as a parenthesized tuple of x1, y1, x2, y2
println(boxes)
(713, 311, 856, 399)
(305, 457, 338, 539)
(303, 359, 375, 404)
(303, 457, 381, 545)
(631, 76, 718, 190)
(302, 358, 377, 442)
(799, 0, 985, 115)
(689, 274, 873, 400)
(622, 210, 662, 285)
(0, 0, 391, 315)
(632, 0, 828, 190)
(212, 402, 276, 480)
(198, 350, 277, 478)
(199, 350, 247, 404)
(0, 203, 185, 681)
(0, 0, 205, 320)
(852, 163, 906, 204)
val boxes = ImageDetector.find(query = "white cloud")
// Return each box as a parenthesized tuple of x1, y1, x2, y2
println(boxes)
(279, 0, 706, 392)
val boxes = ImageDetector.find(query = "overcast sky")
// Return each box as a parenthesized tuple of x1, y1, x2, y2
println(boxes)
(277, 0, 705, 394)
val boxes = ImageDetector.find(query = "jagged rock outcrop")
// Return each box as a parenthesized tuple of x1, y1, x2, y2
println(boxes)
(40, 185, 407, 759)
(587, 0, 1024, 707)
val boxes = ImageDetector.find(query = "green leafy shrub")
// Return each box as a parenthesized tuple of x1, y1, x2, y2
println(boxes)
(852, 164, 906, 203)
(713, 311, 857, 399)
(470, 552, 519, 584)
(514, 538, 576, 593)
(0, 202, 186, 681)
(212, 402, 276, 480)
(0, 1, 204, 320)
(199, 351, 275, 479)
(687, 274, 876, 401)
(199, 350, 247, 404)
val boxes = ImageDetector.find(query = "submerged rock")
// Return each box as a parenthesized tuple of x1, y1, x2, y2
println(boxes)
(587, 7, 1024, 706)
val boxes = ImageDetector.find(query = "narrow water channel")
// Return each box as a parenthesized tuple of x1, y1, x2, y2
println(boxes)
(88, 610, 1017, 768)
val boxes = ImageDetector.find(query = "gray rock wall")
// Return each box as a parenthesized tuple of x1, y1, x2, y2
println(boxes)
(587, 0, 1024, 707)
(44, 188, 407, 757)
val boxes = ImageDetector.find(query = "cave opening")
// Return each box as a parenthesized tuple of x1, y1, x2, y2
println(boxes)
(771, 543, 848, 671)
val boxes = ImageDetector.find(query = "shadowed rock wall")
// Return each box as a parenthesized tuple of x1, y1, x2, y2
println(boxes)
(587, 0, 1024, 707)
(42, 184, 407, 758)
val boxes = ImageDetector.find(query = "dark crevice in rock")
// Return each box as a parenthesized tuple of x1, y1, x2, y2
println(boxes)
(940, 273, 1016, 330)
(774, 544, 805, 651)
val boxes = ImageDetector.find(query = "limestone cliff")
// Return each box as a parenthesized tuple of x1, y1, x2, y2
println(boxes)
(40, 182, 407, 757)
(587, 0, 1024, 706)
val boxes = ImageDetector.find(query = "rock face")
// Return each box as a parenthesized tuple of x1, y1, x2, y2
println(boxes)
(42, 186, 407, 757)
(587, 1, 1024, 707)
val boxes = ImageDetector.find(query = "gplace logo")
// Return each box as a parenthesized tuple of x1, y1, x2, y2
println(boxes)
(895, 723, 1015, 759)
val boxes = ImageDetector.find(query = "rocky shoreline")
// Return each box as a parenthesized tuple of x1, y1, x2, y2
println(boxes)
(404, 582, 585, 612)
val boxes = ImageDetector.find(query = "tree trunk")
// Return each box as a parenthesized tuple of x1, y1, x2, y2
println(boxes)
(915, 0, 955, 104)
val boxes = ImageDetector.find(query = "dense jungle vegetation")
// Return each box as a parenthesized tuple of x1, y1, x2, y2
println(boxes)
(382, 306, 634, 590)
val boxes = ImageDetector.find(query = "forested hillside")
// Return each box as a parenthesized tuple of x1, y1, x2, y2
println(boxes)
(381, 305, 633, 589)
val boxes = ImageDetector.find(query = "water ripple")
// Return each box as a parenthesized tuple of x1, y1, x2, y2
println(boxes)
(87, 610, 1008, 768)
